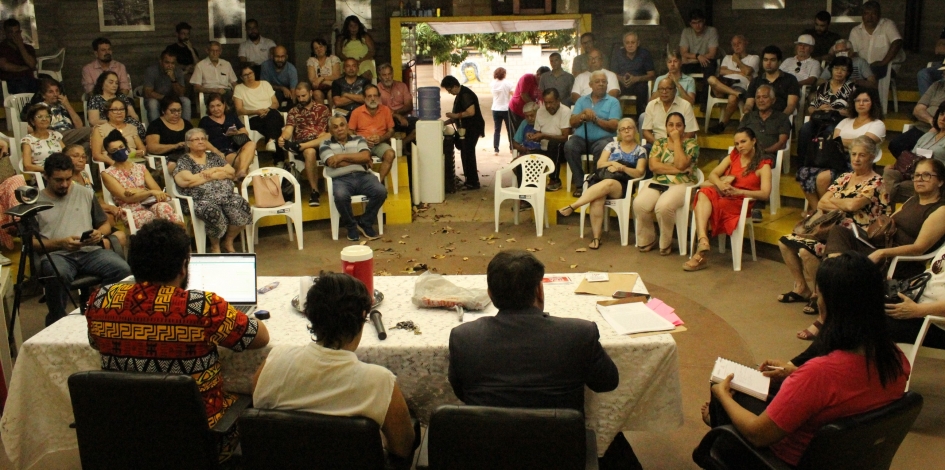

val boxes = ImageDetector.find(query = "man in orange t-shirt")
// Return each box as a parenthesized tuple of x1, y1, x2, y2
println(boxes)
(348, 83, 396, 185)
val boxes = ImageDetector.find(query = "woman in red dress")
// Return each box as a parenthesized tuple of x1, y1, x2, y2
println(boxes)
(684, 128, 772, 271)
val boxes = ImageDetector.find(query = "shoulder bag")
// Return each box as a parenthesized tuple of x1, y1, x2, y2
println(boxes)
(792, 209, 844, 242)
(884, 272, 932, 304)
(252, 174, 286, 208)
(865, 214, 897, 249)
(811, 136, 849, 173)
(891, 150, 925, 180)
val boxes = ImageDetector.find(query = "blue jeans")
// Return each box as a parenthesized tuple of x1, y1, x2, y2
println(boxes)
(918, 67, 943, 96)
(331, 172, 388, 230)
(40, 248, 131, 326)
(564, 135, 612, 189)
(146, 96, 192, 122)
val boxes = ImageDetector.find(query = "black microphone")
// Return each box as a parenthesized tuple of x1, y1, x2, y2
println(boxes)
(369, 309, 387, 340)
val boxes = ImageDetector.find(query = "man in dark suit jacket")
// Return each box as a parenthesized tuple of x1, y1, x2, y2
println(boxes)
(448, 250, 619, 412)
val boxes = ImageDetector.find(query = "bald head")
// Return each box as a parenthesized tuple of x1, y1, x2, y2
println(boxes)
(273, 45, 288, 68)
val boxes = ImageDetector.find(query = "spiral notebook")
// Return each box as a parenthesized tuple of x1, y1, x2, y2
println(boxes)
(710, 357, 770, 401)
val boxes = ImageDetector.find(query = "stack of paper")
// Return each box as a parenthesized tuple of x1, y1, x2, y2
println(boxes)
(710, 357, 770, 401)
(596, 302, 676, 335)
(646, 298, 684, 326)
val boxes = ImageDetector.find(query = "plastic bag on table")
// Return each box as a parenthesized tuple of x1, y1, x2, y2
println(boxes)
(411, 271, 491, 311)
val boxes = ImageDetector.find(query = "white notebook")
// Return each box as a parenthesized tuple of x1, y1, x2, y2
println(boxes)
(596, 302, 676, 335)
(710, 357, 770, 401)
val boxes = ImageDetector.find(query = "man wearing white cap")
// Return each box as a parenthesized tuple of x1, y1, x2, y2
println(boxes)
(780, 35, 822, 87)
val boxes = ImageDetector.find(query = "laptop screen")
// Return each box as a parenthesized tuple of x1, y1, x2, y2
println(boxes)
(187, 254, 258, 304)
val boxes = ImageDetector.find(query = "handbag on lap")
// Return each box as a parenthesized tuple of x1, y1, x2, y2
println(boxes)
(792, 209, 844, 242)
(809, 136, 849, 173)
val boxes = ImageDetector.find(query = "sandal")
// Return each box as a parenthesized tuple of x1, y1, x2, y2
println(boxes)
(802, 297, 819, 315)
(659, 246, 673, 256)
(589, 238, 601, 250)
(557, 205, 575, 218)
(683, 252, 708, 271)
(777, 291, 809, 303)
(797, 320, 823, 341)
(638, 241, 658, 252)
(696, 236, 711, 254)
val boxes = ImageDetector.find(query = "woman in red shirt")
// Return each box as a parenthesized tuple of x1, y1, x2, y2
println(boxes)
(703, 252, 910, 467)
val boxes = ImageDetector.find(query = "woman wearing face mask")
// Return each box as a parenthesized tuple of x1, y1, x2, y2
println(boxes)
(100, 130, 181, 228)
(90, 97, 146, 165)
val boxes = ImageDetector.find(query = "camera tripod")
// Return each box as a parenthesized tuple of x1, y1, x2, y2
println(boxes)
(3, 213, 77, 357)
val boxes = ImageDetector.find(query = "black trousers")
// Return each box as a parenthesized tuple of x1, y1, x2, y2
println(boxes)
(889, 127, 924, 160)
(459, 131, 481, 186)
(620, 81, 650, 122)
(249, 111, 286, 162)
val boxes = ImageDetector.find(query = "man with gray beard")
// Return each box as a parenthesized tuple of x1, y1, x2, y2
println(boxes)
(347, 84, 397, 185)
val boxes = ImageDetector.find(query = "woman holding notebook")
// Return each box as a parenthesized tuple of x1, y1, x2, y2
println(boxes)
(695, 252, 910, 468)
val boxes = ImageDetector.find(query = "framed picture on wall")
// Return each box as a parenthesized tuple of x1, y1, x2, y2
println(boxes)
(624, 0, 659, 26)
(209, 0, 246, 44)
(0, 0, 39, 48)
(827, 0, 863, 23)
(98, 0, 155, 32)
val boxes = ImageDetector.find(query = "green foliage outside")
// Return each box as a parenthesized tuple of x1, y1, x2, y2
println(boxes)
(406, 24, 576, 65)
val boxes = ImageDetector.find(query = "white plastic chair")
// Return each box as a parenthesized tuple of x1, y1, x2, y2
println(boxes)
(198, 92, 208, 118)
(325, 170, 385, 241)
(634, 168, 704, 256)
(689, 194, 756, 271)
(783, 114, 795, 175)
(618, 80, 653, 116)
(494, 154, 554, 236)
(4, 93, 33, 140)
(4, 132, 43, 189)
(240, 167, 303, 252)
(36, 48, 65, 83)
(578, 174, 645, 247)
(886, 253, 945, 391)
(877, 63, 898, 115)
(97, 161, 184, 234)
(132, 86, 148, 125)
(769, 149, 784, 215)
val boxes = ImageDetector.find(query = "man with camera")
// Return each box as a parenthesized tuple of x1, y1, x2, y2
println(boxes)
(279, 82, 330, 206)
(31, 153, 131, 326)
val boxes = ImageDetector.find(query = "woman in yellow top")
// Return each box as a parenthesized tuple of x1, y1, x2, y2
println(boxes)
(335, 16, 376, 82)
(632, 112, 700, 255)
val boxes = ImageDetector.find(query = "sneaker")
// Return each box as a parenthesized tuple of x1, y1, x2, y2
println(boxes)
(346, 226, 360, 241)
(547, 179, 562, 192)
(752, 208, 763, 223)
(309, 190, 321, 207)
(0, 253, 10, 266)
(357, 222, 380, 240)
(708, 122, 727, 135)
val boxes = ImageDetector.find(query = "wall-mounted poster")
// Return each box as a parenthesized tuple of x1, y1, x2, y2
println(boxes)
(0, 0, 38, 47)
(624, 0, 659, 26)
(336, 0, 372, 30)
(98, 0, 155, 32)
(827, 0, 863, 23)
(732, 0, 785, 9)
(209, 0, 246, 44)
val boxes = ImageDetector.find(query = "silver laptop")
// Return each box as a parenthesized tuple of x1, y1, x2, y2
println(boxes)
(187, 254, 258, 314)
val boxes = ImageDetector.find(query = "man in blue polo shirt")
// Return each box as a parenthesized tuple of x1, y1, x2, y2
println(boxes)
(260, 45, 298, 111)
(563, 71, 621, 197)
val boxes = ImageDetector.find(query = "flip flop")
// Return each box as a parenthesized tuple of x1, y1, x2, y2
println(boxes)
(589, 238, 601, 250)
(797, 320, 823, 341)
(777, 291, 809, 303)
(802, 297, 819, 315)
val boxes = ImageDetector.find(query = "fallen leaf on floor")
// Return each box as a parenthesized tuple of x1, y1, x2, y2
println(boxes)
(506, 238, 516, 243)
(360, 241, 367, 245)
(382, 238, 392, 242)
(487, 240, 496, 245)
(575, 248, 587, 252)
(462, 257, 469, 261)
(376, 270, 391, 276)
(376, 247, 395, 253)
(526, 247, 541, 252)
(547, 240, 556, 245)
(479, 234, 498, 241)
(398, 241, 407, 244)
(432, 254, 446, 259)
(559, 257, 566, 262)
(413, 263, 428, 271)
(401, 234, 410, 238)
(570, 264, 578, 269)
(407, 259, 417, 263)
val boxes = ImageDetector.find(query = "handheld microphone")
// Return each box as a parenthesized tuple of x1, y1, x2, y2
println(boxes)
(369, 309, 387, 340)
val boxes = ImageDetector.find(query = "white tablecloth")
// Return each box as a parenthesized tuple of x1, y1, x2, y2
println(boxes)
(1, 275, 683, 469)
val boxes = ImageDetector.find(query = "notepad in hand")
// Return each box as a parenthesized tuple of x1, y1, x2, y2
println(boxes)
(710, 357, 770, 401)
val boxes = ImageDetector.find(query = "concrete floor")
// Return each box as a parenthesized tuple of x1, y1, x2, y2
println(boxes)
(3, 67, 943, 469)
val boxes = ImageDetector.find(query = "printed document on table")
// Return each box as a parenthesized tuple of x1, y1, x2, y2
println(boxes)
(597, 302, 675, 335)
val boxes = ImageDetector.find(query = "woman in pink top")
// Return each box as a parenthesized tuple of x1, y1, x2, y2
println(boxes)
(508, 66, 550, 142)
(700, 252, 910, 467)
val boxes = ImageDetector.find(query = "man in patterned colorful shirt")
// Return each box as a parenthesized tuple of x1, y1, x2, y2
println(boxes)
(279, 82, 330, 206)
(85, 219, 270, 432)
